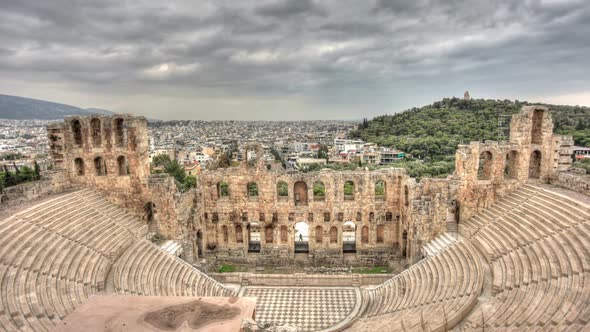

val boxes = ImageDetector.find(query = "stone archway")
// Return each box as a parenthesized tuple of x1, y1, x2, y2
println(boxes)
(248, 223, 261, 253)
(342, 221, 356, 253)
(294, 221, 309, 253)
(529, 150, 542, 179)
(478, 151, 494, 180)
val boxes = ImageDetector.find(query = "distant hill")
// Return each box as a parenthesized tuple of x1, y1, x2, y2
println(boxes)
(351, 98, 590, 160)
(347, 98, 590, 178)
(0, 94, 114, 120)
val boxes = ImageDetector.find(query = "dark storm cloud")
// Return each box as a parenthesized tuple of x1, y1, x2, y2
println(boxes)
(0, 0, 589, 120)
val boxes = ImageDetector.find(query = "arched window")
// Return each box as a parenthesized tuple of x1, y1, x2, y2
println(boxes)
(375, 180, 385, 199)
(376, 225, 384, 243)
(222, 225, 228, 243)
(235, 225, 243, 243)
(265, 226, 273, 244)
(117, 155, 128, 175)
(94, 156, 106, 176)
(114, 118, 126, 147)
(90, 118, 101, 147)
(280, 226, 288, 243)
(247, 182, 259, 197)
(531, 109, 544, 145)
(217, 182, 229, 197)
(71, 119, 82, 147)
(277, 181, 288, 197)
(504, 150, 519, 179)
(529, 150, 542, 179)
(478, 151, 494, 180)
(294, 181, 308, 205)
(313, 181, 325, 201)
(344, 180, 354, 200)
(74, 158, 84, 176)
(330, 226, 338, 244)
(369, 212, 375, 222)
(315, 226, 323, 244)
(361, 225, 369, 244)
(356, 212, 362, 222)
(385, 212, 393, 221)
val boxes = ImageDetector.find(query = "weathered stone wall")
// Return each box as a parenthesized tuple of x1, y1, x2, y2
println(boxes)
(210, 272, 393, 287)
(46, 115, 187, 241)
(0, 171, 71, 208)
(453, 106, 573, 222)
(197, 166, 408, 265)
(549, 170, 590, 196)
(404, 178, 451, 259)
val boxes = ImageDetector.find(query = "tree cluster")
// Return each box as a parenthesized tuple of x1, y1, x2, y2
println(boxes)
(0, 162, 41, 191)
(151, 154, 196, 192)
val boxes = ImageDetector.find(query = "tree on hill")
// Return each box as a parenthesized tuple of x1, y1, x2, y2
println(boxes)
(350, 98, 590, 178)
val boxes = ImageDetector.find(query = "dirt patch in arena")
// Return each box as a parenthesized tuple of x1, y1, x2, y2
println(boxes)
(143, 299, 241, 330)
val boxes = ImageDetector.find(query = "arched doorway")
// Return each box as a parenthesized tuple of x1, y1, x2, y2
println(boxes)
(342, 221, 356, 253)
(529, 150, 542, 179)
(504, 150, 519, 179)
(294, 181, 308, 205)
(248, 223, 261, 253)
(74, 158, 85, 176)
(330, 226, 338, 244)
(294, 222, 309, 253)
(478, 151, 493, 180)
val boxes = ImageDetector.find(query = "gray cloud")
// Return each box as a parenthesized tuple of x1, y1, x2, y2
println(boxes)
(0, 0, 589, 120)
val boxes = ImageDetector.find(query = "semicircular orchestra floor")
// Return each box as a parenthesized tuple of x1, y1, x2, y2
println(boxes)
(240, 286, 362, 332)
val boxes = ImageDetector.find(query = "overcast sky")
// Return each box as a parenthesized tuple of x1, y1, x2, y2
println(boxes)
(1, 0, 589, 120)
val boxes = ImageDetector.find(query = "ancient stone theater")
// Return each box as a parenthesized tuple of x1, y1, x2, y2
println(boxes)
(1, 105, 590, 331)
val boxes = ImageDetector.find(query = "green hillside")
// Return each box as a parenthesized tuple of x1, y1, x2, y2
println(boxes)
(348, 98, 590, 178)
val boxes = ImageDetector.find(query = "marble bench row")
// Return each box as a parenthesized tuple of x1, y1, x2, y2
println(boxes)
(0, 189, 145, 331)
(464, 185, 590, 330)
(112, 239, 232, 298)
(357, 239, 484, 331)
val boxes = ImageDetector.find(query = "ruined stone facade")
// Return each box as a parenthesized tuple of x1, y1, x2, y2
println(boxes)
(453, 106, 573, 222)
(47, 105, 574, 266)
(196, 165, 410, 266)
(47, 115, 192, 242)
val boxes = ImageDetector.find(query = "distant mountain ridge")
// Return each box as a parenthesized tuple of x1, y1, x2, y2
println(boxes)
(0, 94, 114, 120)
